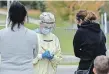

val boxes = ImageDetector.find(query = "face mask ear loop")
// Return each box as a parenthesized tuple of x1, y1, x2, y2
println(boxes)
(52, 23, 55, 30)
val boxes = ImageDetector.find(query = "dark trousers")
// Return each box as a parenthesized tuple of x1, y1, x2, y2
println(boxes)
(78, 59, 94, 74)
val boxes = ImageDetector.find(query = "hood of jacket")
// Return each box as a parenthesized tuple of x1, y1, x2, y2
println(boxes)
(80, 21, 101, 33)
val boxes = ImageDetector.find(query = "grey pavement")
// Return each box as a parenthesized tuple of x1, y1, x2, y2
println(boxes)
(56, 65, 78, 74)
(0, 54, 78, 74)
(62, 55, 80, 63)
(0, 55, 79, 64)
(0, 20, 5, 26)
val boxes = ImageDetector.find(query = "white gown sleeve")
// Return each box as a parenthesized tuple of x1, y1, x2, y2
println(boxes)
(50, 37, 62, 66)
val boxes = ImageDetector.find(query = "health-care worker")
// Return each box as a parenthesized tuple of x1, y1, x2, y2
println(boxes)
(33, 12, 62, 74)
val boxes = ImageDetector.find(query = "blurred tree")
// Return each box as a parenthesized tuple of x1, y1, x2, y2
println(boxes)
(0, 1, 105, 25)
(100, 2, 109, 20)
(30, 1, 38, 9)
(20, 1, 46, 12)
(38, 1, 46, 12)
(46, 1, 104, 24)
(0, 1, 7, 8)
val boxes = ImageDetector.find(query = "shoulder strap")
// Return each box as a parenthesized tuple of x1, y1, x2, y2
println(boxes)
(99, 31, 102, 42)
(88, 60, 94, 71)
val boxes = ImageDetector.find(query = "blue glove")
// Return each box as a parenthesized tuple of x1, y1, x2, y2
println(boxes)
(42, 50, 54, 60)
(42, 50, 50, 58)
(48, 54, 54, 60)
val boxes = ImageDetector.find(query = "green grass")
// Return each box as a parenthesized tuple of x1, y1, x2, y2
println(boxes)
(0, 14, 6, 20)
(28, 14, 39, 19)
(25, 23, 39, 29)
(0, 26, 5, 29)
(26, 13, 75, 55)
(25, 23, 75, 55)
(53, 27, 76, 55)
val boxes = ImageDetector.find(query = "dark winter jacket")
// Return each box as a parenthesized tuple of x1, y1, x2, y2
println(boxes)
(73, 21, 106, 60)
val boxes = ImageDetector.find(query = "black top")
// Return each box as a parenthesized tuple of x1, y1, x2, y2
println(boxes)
(73, 21, 106, 60)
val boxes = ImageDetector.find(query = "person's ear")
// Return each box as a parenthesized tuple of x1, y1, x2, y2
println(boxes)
(79, 19, 83, 23)
(93, 68, 97, 74)
(77, 19, 82, 25)
(76, 19, 80, 24)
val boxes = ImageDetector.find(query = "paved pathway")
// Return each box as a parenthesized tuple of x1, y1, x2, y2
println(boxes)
(0, 55, 78, 74)
(56, 65, 77, 74)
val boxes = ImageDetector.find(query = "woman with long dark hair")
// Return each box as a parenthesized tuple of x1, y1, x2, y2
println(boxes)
(0, 1, 38, 74)
(73, 10, 106, 74)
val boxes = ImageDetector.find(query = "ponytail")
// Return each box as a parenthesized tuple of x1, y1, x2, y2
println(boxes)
(85, 11, 97, 21)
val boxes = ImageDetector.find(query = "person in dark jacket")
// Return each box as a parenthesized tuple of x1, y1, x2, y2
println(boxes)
(73, 10, 106, 74)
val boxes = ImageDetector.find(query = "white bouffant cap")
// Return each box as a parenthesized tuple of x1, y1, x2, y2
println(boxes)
(40, 12, 55, 23)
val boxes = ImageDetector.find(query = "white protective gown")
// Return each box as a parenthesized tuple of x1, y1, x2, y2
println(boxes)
(0, 25, 38, 74)
(33, 32, 62, 74)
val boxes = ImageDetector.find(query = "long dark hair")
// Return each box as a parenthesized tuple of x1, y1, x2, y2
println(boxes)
(8, 1, 27, 31)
